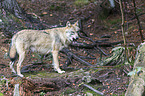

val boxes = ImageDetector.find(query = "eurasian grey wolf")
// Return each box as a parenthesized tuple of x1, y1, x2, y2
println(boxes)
(9, 21, 80, 77)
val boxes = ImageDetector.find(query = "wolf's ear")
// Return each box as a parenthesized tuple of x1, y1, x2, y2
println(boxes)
(74, 20, 79, 27)
(66, 21, 71, 27)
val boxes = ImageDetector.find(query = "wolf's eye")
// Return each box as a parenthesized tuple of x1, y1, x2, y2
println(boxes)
(71, 31, 75, 34)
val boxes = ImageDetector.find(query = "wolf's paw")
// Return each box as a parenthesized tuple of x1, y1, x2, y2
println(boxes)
(12, 70, 16, 74)
(18, 73, 24, 77)
(58, 70, 65, 74)
(54, 67, 65, 73)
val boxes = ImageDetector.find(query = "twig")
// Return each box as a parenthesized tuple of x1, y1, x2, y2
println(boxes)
(78, 19, 88, 37)
(79, 56, 96, 60)
(82, 83, 104, 96)
(130, 13, 145, 20)
(94, 46, 108, 56)
(132, 0, 144, 42)
(78, 31, 95, 43)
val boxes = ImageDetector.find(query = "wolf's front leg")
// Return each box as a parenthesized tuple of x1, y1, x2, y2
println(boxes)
(52, 51, 65, 73)
(10, 61, 16, 73)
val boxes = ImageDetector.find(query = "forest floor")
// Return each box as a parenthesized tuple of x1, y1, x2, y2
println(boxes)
(1, 0, 145, 96)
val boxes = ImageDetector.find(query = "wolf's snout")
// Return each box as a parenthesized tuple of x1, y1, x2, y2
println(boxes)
(75, 37, 79, 39)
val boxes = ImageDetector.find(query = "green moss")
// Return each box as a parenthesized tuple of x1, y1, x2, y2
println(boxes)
(0, 93, 4, 96)
(106, 18, 121, 25)
(74, 0, 89, 7)
(25, 70, 65, 78)
(101, 16, 122, 29)
(94, 68, 102, 73)
(25, 68, 92, 79)
(99, 8, 110, 20)
(111, 93, 125, 96)
(49, 4, 61, 11)
(63, 88, 76, 95)
(40, 92, 46, 96)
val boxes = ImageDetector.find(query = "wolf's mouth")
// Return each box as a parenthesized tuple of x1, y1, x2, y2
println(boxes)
(72, 37, 78, 41)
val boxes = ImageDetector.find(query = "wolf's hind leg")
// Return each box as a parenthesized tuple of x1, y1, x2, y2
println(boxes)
(17, 51, 25, 77)
(52, 51, 65, 73)
(10, 61, 16, 73)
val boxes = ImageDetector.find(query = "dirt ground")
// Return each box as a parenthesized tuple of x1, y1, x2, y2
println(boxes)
(1, 0, 145, 96)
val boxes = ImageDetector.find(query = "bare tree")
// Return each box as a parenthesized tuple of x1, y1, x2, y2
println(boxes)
(119, 0, 128, 62)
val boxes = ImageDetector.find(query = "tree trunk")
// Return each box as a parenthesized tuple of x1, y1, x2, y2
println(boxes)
(0, 0, 47, 37)
(1, 0, 26, 19)
(125, 42, 145, 96)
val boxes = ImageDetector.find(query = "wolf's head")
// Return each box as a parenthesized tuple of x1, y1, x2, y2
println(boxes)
(65, 21, 80, 42)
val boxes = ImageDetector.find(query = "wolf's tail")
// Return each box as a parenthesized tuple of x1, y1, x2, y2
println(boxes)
(9, 40, 18, 62)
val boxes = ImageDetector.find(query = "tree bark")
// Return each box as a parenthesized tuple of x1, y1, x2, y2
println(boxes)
(125, 42, 145, 96)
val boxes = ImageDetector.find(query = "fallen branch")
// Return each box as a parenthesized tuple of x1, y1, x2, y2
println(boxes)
(71, 41, 96, 49)
(71, 40, 123, 48)
(61, 48, 93, 66)
(21, 63, 46, 73)
(63, 50, 73, 67)
(70, 42, 106, 57)
(98, 40, 124, 47)
(71, 40, 123, 56)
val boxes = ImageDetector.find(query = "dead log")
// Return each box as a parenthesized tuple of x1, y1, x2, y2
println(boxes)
(125, 42, 145, 96)
(11, 76, 68, 95)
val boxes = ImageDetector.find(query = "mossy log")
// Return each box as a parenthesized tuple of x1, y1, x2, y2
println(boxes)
(125, 42, 145, 96)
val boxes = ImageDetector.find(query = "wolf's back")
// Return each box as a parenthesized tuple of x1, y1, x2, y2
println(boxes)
(9, 35, 17, 62)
